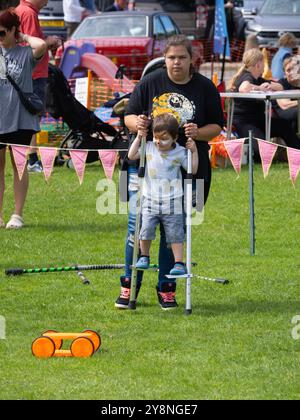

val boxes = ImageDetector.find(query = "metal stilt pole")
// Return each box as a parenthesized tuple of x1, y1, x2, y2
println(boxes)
(185, 148, 193, 315)
(128, 136, 146, 310)
(248, 131, 256, 256)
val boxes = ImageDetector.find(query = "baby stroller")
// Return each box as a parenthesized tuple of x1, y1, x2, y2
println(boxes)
(46, 64, 129, 165)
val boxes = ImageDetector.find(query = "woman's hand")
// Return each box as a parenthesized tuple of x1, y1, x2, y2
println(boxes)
(17, 32, 28, 43)
(45, 36, 62, 50)
(184, 123, 198, 140)
(259, 82, 271, 92)
(136, 114, 150, 133)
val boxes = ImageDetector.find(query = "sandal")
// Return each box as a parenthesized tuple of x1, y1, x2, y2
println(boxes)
(6, 214, 24, 229)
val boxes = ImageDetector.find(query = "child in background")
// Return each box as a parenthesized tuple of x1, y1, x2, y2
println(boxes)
(128, 113, 198, 276)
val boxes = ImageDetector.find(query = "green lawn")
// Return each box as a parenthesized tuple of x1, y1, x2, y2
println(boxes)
(1, 159, 300, 400)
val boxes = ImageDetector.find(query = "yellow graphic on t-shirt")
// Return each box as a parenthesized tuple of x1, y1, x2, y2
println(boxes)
(171, 158, 181, 167)
(146, 153, 153, 162)
(148, 168, 157, 178)
(152, 93, 195, 126)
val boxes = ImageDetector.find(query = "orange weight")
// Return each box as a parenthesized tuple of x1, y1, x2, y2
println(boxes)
(32, 336, 55, 358)
(82, 330, 101, 352)
(42, 330, 63, 350)
(70, 337, 95, 358)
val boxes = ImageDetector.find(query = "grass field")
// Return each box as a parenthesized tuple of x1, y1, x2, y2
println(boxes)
(0, 159, 300, 400)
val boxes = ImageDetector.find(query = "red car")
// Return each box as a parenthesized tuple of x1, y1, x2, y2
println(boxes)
(55, 11, 203, 80)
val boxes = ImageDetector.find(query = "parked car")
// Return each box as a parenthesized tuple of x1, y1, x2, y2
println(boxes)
(233, 0, 265, 40)
(39, 0, 67, 40)
(245, 0, 300, 46)
(55, 11, 203, 79)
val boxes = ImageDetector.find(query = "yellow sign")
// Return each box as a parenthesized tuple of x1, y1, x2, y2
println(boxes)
(39, 20, 65, 27)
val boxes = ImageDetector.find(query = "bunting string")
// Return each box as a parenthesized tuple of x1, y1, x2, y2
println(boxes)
(1, 138, 300, 186)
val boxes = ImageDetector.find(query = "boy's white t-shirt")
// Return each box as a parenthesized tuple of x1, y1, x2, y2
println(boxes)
(142, 141, 188, 201)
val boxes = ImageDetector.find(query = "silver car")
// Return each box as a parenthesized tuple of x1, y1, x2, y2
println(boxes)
(245, 0, 300, 46)
(233, 0, 265, 39)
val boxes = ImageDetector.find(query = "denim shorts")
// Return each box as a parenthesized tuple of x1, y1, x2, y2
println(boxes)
(139, 197, 185, 244)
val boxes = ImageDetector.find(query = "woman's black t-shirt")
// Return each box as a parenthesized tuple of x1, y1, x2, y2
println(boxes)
(232, 70, 267, 119)
(125, 68, 224, 156)
(123, 68, 223, 201)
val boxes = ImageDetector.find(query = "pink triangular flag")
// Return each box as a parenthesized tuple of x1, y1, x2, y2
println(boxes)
(98, 150, 117, 180)
(258, 140, 278, 178)
(11, 145, 29, 180)
(39, 147, 57, 182)
(69, 150, 88, 185)
(224, 139, 245, 175)
(287, 147, 300, 186)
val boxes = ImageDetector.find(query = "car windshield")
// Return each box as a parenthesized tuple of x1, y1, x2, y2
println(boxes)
(72, 15, 148, 39)
(260, 0, 300, 15)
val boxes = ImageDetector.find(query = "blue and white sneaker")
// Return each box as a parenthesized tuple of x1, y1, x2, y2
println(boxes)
(169, 263, 187, 276)
(27, 161, 43, 173)
(136, 256, 150, 270)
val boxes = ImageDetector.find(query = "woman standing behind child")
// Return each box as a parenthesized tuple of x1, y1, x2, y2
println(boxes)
(128, 113, 198, 278)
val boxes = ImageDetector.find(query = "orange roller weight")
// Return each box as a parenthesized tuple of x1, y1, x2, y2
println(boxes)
(42, 330, 63, 350)
(32, 336, 55, 358)
(70, 337, 95, 358)
(82, 330, 101, 352)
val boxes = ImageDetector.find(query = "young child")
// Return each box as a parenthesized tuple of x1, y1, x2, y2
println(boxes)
(128, 113, 198, 276)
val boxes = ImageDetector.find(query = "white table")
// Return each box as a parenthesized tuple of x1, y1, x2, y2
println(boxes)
(220, 90, 300, 141)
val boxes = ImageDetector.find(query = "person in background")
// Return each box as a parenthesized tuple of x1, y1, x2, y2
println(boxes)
(63, 0, 90, 39)
(16, 0, 61, 173)
(115, 35, 223, 310)
(0, 8, 46, 228)
(104, 0, 128, 12)
(244, 33, 273, 79)
(230, 48, 300, 159)
(271, 32, 298, 80)
(274, 55, 300, 132)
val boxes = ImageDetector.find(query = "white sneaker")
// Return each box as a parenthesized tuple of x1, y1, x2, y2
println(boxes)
(27, 161, 43, 173)
(6, 214, 24, 229)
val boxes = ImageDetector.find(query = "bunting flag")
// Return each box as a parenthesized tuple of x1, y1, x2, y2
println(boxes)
(3, 139, 300, 187)
(69, 150, 88, 185)
(98, 150, 118, 180)
(287, 148, 300, 186)
(11, 146, 28, 180)
(39, 147, 57, 182)
(224, 139, 245, 175)
(258, 140, 278, 178)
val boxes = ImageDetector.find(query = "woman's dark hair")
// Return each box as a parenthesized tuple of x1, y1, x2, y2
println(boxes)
(164, 34, 193, 59)
(152, 113, 179, 140)
(0, 8, 20, 38)
(164, 34, 194, 75)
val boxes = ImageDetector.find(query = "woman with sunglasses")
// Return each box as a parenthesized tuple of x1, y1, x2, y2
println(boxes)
(0, 8, 46, 229)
